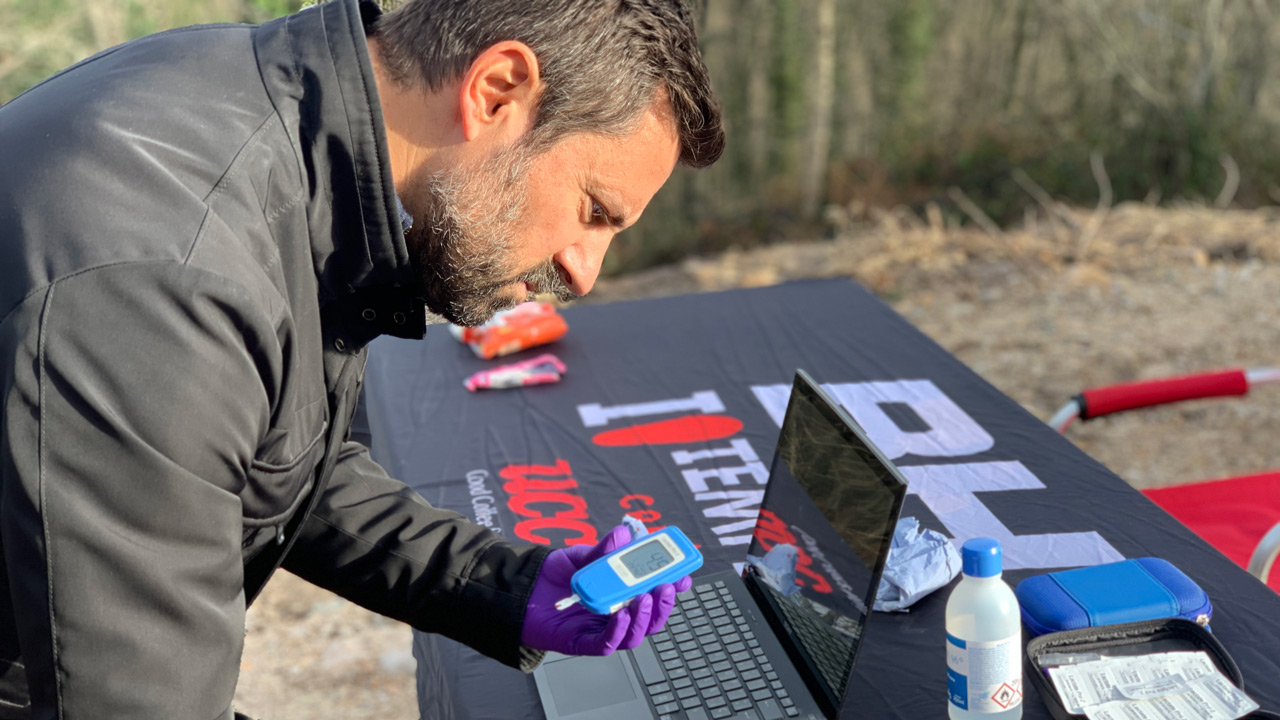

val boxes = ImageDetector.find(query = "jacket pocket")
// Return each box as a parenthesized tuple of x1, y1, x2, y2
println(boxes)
(242, 396, 327, 525)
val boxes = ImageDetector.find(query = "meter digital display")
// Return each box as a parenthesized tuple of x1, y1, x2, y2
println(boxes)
(619, 539, 675, 577)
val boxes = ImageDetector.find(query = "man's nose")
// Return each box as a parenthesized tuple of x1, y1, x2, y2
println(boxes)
(554, 233, 612, 296)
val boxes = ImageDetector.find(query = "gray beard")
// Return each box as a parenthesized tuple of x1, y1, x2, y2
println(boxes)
(403, 144, 572, 326)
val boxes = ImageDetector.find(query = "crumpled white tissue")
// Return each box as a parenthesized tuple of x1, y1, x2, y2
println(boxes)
(873, 517, 961, 612)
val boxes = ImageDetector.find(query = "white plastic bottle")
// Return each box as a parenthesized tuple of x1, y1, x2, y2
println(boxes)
(946, 538, 1023, 719)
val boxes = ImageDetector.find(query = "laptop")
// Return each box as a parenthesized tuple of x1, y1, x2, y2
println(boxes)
(534, 370, 909, 720)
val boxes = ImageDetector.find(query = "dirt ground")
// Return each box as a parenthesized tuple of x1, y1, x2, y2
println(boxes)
(234, 202, 1280, 719)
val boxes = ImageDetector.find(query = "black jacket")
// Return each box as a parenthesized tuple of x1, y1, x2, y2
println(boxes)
(0, 2, 548, 717)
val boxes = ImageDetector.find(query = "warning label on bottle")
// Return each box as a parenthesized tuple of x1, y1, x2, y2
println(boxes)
(991, 683, 1018, 708)
(947, 632, 1023, 713)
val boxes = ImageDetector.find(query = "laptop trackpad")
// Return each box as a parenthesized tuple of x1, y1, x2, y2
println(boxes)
(543, 652, 647, 718)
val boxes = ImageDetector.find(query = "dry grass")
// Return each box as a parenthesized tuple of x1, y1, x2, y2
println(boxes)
(605, 201, 1280, 297)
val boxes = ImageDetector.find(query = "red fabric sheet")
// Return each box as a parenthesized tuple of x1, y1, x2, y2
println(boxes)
(1143, 472, 1280, 592)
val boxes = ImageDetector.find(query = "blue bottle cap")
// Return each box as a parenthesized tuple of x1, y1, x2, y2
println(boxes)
(962, 538, 1003, 577)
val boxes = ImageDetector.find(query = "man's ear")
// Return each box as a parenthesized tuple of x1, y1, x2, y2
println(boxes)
(458, 41, 541, 144)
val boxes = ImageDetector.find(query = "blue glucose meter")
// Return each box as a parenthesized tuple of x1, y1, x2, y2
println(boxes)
(556, 527, 703, 615)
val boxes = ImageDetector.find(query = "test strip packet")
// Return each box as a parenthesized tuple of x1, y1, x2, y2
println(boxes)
(1049, 652, 1257, 720)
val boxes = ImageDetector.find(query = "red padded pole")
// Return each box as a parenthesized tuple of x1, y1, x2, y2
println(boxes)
(1079, 369, 1249, 419)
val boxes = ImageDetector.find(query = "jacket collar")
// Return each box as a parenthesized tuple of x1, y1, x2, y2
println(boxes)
(254, 0, 425, 340)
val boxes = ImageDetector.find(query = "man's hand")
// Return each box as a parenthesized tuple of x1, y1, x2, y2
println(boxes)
(521, 526, 693, 656)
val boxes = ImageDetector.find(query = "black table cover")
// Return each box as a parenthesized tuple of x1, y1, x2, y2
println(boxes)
(362, 279, 1280, 719)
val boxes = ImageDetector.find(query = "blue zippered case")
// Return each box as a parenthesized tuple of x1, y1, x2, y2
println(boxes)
(1014, 558, 1212, 637)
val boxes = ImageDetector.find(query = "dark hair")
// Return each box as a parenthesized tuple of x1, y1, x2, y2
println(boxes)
(371, 0, 724, 168)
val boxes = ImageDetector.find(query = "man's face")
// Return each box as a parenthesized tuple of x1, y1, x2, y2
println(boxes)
(400, 102, 680, 326)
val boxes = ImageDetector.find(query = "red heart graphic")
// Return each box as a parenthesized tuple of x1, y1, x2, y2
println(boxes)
(592, 414, 744, 447)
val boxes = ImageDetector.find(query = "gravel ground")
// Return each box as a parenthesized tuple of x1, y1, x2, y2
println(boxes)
(235, 203, 1280, 719)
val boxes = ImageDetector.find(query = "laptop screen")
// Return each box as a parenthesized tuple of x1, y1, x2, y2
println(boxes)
(744, 370, 907, 717)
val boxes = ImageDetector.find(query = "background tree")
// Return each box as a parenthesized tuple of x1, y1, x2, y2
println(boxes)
(5, 0, 1280, 275)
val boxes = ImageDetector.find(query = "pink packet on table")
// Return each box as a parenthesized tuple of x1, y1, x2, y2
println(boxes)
(464, 354, 567, 392)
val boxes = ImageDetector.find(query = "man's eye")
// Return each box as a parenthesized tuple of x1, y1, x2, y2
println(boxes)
(590, 200, 608, 225)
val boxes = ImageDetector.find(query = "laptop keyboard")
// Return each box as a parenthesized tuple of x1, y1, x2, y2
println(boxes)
(631, 580, 799, 720)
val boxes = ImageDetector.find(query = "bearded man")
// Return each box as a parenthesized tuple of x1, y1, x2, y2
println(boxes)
(0, 0, 724, 717)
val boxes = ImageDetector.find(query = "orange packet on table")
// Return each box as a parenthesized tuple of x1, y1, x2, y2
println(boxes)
(448, 301, 569, 359)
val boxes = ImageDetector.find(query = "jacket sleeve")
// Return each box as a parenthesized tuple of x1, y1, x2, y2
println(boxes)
(1, 263, 276, 719)
(281, 440, 551, 672)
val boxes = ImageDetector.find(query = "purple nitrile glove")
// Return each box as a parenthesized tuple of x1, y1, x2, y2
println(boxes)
(521, 525, 694, 656)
